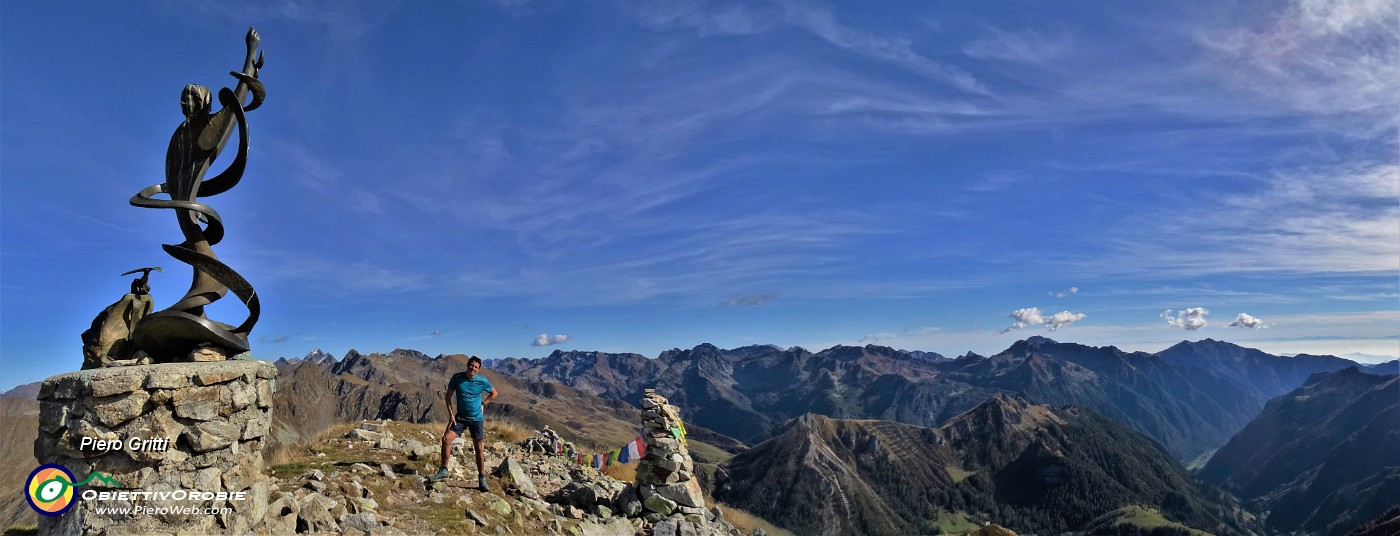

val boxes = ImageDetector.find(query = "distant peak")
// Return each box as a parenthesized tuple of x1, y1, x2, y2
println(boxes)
(817, 345, 865, 361)
(304, 348, 336, 364)
(374, 348, 431, 363)
(1302, 365, 1370, 387)
(941, 392, 1064, 440)
(787, 412, 837, 435)
(1024, 336, 1058, 345)
(986, 391, 1031, 408)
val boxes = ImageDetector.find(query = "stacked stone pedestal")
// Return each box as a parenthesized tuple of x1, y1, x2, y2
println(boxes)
(35, 360, 275, 535)
(635, 389, 706, 522)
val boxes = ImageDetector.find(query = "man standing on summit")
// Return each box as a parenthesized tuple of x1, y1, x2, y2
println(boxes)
(433, 356, 496, 490)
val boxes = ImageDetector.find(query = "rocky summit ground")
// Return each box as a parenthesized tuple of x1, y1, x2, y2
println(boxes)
(261, 419, 762, 535)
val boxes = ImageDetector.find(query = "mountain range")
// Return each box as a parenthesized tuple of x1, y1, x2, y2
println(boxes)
(495, 337, 1361, 462)
(3, 337, 1394, 535)
(269, 348, 700, 453)
(713, 394, 1253, 536)
(1201, 367, 1399, 536)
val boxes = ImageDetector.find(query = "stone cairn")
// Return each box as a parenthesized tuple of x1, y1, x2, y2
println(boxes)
(34, 361, 275, 535)
(636, 389, 707, 522)
(522, 425, 570, 456)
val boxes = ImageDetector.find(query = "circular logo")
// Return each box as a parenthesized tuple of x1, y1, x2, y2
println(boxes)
(25, 464, 76, 517)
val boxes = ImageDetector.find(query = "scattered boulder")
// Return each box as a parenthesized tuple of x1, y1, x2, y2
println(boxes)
(253, 392, 751, 536)
(339, 511, 379, 532)
(264, 495, 299, 534)
(576, 516, 635, 536)
(496, 456, 541, 499)
(296, 493, 338, 533)
(347, 428, 382, 441)
(467, 509, 489, 526)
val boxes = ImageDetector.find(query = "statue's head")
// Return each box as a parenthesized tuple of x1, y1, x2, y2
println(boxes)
(180, 85, 212, 118)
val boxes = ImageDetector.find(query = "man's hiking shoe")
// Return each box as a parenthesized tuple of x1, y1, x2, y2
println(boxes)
(478, 476, 489, 492)
(430, 467, 449, 482)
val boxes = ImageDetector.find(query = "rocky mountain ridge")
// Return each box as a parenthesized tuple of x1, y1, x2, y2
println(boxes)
(269, 349, 670, 453)
(258, 418, 751, 535)
(494, 338, 1363, 461)
(713, 395, 1253, 536)
(1200, 367, 1399, 536)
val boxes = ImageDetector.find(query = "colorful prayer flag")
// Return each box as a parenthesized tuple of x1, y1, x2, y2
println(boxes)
(636, 437, 646, 458)
(618, 442, 631, 464)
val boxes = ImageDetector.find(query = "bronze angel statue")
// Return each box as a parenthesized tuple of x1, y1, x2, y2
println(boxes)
(128, 28, 265, 362)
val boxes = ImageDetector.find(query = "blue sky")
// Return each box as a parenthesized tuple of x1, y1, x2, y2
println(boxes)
(2, 0, 1397, 390)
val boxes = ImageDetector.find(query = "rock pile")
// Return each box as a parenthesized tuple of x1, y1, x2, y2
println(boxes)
(255, 399, 750, 534)
(34, 361, 275, 535)
(262, 464, 404, 535)
(343, 419, 435, 459)
(495, 416, 742, 536)
(635, 389, 707, 523)
(523, 424, 571, 457)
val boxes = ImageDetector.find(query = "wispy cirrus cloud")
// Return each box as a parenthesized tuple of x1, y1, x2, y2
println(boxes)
(627, 2, 773, 36)
(963, 26, 1073, 65)
(1194, 0, 1399, 128)
(1110, 162, 1400, 276)
(244, 250, 431, 298)
(726, 294, 777, 307)
(266, 143, 386, 218)
(780, 5, 986, 95)
(858, 325, 942, 345)
(166, 0, 401, 43)
(625, 1, 987, 94)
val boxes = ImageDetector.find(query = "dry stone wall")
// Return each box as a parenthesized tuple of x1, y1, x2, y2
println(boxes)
(34, 360, 275, 535)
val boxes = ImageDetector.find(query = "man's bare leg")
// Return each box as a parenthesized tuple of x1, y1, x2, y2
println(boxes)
(474, 437, 488, 491)
(433, 429, 458, 481)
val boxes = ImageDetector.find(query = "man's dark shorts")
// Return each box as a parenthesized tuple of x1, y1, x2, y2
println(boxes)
(450, 416, 485, 441)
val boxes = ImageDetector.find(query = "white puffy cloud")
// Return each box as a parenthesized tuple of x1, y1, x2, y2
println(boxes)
(1228, 313, 1268, 329)
(1044, 310, 1087, 331)
(1162, 308, 1210, 330)
(1051, 286, 1080, 298)
(998, 307, 1086, 333)
(995, 307, 1044, 333)
(532, 333, 572, 346)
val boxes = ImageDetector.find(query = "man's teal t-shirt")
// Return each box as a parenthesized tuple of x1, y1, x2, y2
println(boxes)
(448, 372, 493, 421)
